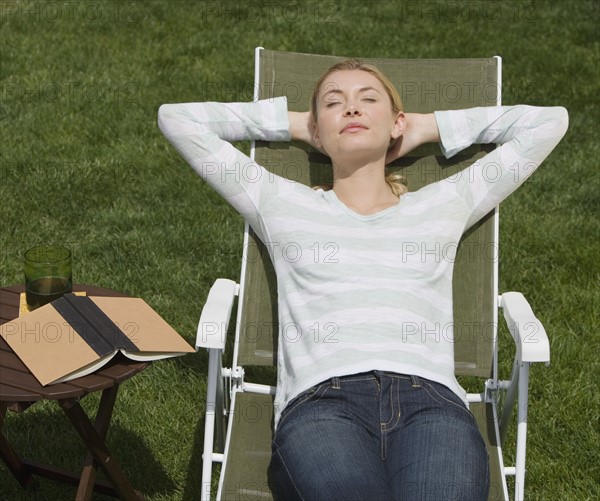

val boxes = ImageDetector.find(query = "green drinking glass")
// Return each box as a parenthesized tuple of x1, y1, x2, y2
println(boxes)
(24, 245, 73, 310)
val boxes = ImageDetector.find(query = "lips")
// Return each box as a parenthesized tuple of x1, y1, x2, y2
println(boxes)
(341, 122, 368, 133)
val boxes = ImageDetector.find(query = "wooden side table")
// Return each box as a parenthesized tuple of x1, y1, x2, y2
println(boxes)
(0, 284, 148, 500)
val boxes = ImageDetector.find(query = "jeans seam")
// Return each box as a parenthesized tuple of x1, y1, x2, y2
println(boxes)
(383, 372, 412, 381)
(381, 377, 402, 431)
(273, 449, 305, 501)
(340, 375, 378, 384)
(380, 377, 403, 461)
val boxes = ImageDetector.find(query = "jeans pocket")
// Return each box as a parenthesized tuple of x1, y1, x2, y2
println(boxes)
(422, 381, 474, 420)
(277, 382, 328, 428)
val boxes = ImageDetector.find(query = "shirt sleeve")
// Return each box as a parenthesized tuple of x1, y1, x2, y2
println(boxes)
(434, 105, 569, 229)
(157, 97, 291, 240)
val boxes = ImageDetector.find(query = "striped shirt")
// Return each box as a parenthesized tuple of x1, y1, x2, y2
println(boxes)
(158, 97, 568, 427)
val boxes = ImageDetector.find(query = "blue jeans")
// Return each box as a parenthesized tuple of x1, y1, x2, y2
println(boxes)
(268, 371, 489, 501)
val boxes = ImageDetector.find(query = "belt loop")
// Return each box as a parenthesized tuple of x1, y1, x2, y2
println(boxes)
(410, 375, 421, 387)
(331, 376, 341, 389)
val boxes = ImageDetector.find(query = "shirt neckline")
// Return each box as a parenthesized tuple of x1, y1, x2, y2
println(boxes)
(325, 190, 402, 221)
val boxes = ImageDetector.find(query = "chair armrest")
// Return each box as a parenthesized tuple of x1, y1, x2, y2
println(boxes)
(196, 278, 238, 350)
(500, 292, 550, 363)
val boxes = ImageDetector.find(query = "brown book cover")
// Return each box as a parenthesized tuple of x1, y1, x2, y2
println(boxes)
(0, 294, 195, 386)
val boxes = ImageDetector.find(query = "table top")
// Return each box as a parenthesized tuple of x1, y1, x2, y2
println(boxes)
(0, 284, 149, 402)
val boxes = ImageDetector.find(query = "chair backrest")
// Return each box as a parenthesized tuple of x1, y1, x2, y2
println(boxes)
(234, 49, 500, 378)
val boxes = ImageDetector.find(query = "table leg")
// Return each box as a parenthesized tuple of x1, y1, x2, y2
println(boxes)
(1, 401, 123, 495)
(0, 402, 35, 489)
(76, 384, 118, 501)
(59, 395, 144, 501)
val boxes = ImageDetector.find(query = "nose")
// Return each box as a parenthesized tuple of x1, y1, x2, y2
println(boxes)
(344, 103, 362, 116)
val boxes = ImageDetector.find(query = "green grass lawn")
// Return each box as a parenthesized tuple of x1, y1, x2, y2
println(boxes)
(1, 1, 598, 499)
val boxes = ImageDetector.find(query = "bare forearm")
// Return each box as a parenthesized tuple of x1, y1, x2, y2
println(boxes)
(400, 113, 440, 154)
(408, 113, 440, 144)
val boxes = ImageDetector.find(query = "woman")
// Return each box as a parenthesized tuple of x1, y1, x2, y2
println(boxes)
(159, 59, 568, 500)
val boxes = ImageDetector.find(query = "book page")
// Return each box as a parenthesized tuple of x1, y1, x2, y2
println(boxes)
(89, 296, 195, 355)
(0, 303, 101, 386)
(52, 351, 117, 384)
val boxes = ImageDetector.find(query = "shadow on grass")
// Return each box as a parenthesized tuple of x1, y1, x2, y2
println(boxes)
(1, 402, 177, 500)
(173, 349, 208, 500)
(181, 411, 205, 501)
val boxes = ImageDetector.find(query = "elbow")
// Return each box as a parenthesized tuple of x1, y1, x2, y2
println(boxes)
(157, 103, 175, 135)
(558, 106, 569, 135)
(158, 104, 173, 133)
(553, 106, 569, 138)
(534, 106, 569, 144)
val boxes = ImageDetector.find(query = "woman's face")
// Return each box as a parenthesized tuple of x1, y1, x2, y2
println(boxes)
(313, 69, 404, 162)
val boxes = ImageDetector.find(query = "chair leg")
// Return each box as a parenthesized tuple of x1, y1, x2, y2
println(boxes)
(201, 348, 221, 501)
(515, 363, 530, 501)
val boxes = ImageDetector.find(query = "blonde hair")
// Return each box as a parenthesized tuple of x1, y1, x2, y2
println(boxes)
(310, 59, 408, 197)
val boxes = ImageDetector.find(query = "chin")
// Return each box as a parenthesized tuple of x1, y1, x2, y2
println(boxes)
(338, 140, 386, 157)
(332, 147, 383, 165)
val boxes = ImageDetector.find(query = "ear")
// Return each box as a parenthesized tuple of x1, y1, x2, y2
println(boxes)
(311, 121, 323, 149)
(391, 111, 406, 140)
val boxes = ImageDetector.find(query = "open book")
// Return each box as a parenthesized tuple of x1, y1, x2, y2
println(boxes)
(0, 294, 195, 386)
